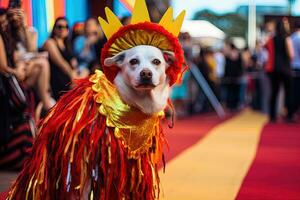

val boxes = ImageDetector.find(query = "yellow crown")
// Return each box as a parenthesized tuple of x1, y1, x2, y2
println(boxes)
(98, 0, 186, 39)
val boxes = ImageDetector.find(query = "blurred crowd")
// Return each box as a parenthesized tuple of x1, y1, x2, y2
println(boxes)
(0, 4, 106, 170)
(172, 18, 300, 123)
(0, 2, 300, 171)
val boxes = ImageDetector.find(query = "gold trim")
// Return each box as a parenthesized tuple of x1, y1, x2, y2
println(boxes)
(90, 70, 164, 158)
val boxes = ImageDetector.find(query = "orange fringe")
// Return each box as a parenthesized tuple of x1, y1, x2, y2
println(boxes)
(7, 78, 166, 200)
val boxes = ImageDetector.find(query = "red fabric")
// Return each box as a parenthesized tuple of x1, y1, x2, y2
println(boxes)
(0, 113, 224, 200)
(236, 120, 300, 200)
(7, 77, 166, 200)
(0, 191, 7, 200)
(265, 38, 275, 73)
(101, 22, 185, 86)
(161, 113, 232, 165)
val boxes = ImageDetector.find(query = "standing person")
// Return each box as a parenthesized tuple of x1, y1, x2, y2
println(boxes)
(265, 19, 294, 122)
(43, 17, 80, 100)
(224, 42, 243, 111)
(252, 41, 268, 112)
(291, 21, 300, 114)
(215, 49, 225, 80)
(215, 49, 226, 103)
(198, 48, 218, 95)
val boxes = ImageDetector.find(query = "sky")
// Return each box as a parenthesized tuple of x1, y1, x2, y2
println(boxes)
(171, 0, 300, 19)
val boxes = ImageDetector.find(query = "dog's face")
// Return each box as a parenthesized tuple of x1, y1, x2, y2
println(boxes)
(104, 45, 174, 91)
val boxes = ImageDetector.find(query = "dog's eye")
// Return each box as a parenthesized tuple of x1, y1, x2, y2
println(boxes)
(129, 59, 139, 65)
(152, 59, 161, 65)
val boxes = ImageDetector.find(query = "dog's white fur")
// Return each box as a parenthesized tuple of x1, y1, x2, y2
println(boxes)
(104, 45, 175, 115)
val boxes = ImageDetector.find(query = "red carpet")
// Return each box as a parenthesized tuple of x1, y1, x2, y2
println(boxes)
(236, 120, 300, 200)
(159, 109, 268, 199)
(0, 191, 7, 200)
(2, 111, 300, 199)
(0, 113, 228, 200)
(162, 113, 230, 163)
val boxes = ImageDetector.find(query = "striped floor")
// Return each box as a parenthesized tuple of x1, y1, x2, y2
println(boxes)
(160, 109, 300, 200)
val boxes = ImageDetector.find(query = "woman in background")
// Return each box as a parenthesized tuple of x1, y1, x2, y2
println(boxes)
(43, 17, 80, 100)
(0, 7, 34, 170)
(73, 18, 106, 72)
(223, 42, 243, 111)
(265, 19, 295, 122)
(6, 7, 55, 111)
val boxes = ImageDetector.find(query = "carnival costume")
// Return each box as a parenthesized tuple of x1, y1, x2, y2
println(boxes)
(6, 0, 185, 199)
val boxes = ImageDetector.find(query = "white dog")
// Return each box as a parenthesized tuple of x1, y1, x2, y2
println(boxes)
(104, 45, 175, 115)
(80, 45, 175, 199)
(6, 45, 177, 200)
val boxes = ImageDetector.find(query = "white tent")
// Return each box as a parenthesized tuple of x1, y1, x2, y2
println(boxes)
(181, 20, 226, 40)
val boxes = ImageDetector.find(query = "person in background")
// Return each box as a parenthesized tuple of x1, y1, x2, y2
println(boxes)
(240, 47, 253, 108)
(198, 48, 217, 92)
(265, 19, 295, 122)
(223, 42, 243, 111)
(214, 48, 225, 103)
(170, 32, 191, 118)
(73, 18, 105, 72)
(6, 6, 55, 112)
(94, 30, 106, 70)
(43, 17, 81, 100)
(215, 49, 225, 81)
(0, 7, 34, 170)
(263, 20, 276, 43)
(291, 20, 300, 115)
(121, 16, 131, 25)
(0, 8, 21, 76)
(252, 40, 269, 112)
(0, 8, 26, 83)
(71, 22, 84, 47)
(253, 41, 268, 70)
(194, 47, 218, 112)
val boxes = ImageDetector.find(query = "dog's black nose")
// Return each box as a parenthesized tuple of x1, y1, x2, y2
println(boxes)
(140, 69, 152, 80)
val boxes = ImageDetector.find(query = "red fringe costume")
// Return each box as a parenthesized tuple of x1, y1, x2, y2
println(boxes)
(6, 20, 185, 200)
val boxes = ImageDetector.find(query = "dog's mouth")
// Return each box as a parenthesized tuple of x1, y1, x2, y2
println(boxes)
(135, 82, 156, 90)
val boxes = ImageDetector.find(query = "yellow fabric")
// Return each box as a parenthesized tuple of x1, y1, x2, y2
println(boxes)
(90, 70, 164, 158)
(130, 0, 150, 24)
(159, 8, 186, 37)
(207, 56, 217, 82)
(107, 29, 173, 57)
(97, 0, 185, 40)
(159, 109, 268, 200)
(98, 8, 123, 39)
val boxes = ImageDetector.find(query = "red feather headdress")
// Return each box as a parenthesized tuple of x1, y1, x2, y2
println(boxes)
(99, 0, 186, 86)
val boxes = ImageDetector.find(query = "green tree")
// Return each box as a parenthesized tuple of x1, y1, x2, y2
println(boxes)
(193, 10, 247, 39)
(287, 0, 296, 15)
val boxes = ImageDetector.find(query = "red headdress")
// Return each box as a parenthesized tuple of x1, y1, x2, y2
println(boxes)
(99, 0, 186, 85)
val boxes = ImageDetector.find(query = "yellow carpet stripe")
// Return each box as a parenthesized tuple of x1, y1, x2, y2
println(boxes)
(159, 109, 268, 200)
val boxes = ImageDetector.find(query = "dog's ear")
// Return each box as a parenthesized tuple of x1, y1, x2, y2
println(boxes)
(104, 52, 126, 67)
(163, 51, 176, 67)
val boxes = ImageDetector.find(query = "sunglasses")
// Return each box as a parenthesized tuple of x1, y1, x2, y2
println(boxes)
(87, 31, 98, 36)
(56, 24, 69, 30)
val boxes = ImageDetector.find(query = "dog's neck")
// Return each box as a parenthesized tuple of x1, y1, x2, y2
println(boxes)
(114, 74, 170, 115)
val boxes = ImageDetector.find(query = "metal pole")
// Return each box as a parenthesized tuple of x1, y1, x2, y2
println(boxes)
(189, 63, 226, 118)
(248, 0, 256, 50)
